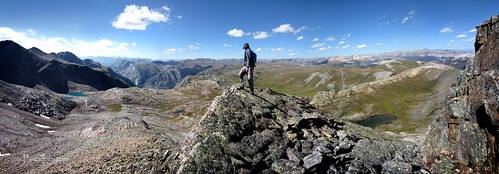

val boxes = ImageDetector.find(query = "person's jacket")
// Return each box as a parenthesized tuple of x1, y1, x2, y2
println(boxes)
(244, 48, 255, 67)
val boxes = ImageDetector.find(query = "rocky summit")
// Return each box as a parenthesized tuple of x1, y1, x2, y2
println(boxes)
(168, 84, 427, 173)
(422, 15, 499, 173)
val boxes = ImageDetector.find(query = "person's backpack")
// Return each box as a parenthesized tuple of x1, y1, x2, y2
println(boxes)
(251, 50, 257, 63)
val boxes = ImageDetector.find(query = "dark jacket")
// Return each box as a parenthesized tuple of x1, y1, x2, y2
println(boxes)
(244, 48, 255, 67)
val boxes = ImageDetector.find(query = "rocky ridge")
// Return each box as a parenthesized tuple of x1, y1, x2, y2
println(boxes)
(422, 15, 499, 173)
(168, 84, 428, 173)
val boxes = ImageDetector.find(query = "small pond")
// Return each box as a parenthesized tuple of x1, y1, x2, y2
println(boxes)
(354, 114, 397, 128)
(67, 92, 86, 97)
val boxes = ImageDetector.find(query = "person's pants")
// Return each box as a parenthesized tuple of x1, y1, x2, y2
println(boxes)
(238, 66, 254, 93)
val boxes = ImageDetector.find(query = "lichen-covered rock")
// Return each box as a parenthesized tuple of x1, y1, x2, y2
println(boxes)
(422, 15, 499, 173)
(15, 92, 76, 119)
(169, 83, 427, 173)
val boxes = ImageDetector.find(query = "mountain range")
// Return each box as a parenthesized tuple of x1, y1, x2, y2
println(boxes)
(0, 40, 134, 93)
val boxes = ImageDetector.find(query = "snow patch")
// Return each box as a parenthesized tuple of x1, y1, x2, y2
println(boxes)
(40, 114, 51, 119)
(47, 130, 56, 133)
(0, 153, 11, 157)
(7, 103, 12, 106)
(35, 124, 51, 129)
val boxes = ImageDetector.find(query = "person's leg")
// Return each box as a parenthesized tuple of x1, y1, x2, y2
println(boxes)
(238, 66, 247, 84)
(248, 67, 254, 93)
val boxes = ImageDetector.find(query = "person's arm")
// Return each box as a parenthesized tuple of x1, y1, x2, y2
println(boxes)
(243, 51, 247, 66)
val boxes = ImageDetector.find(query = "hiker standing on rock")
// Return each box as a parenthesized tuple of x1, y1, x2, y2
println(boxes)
(239, 43, 257, 94)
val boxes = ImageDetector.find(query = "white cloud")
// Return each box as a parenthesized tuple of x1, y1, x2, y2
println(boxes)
(346, 33, 351, 38)
(177, 15, 182, 19)
(187, 44, 199, 50)
(376, 42, 384, 46)
(28, 29, 36, 36)
(402, 16, 412, 24)
(164, 48, 176, 54)
(112, 5, 170, 30)
(227, 28, 245, 37)
(341, 45, 350, 49)
(273, 24, 294, 33)
(296, 36, 304, 41)
(440, 27, 453, 33)
(357, 44, 367, 48)
(311, 43, 325, 48)
(325, 36, 335, 41)
(465, 38, 475, 42)
(450, 39, 455, 42)
(318, 46, 332, 51)
(456, 34, 467, 38)
(289, 53, 296, 56)
(402, 10, 415, 24)
(271, 47, 283, 52)
(0, 26, 134, 57)
(253, 31, 269, 39)
(255, 48, 262, 51)
(272, 24, 306, 34)
(338, 40, 345, 44)
(223, 44, 232, 47)
(468, 28, 477, 33)
(312, 38, 319, 42)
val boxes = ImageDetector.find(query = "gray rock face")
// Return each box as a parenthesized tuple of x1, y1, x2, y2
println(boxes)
(15, 92, 76, 120)
(169, 84, 427, 173)
(422, 15, 499, 173)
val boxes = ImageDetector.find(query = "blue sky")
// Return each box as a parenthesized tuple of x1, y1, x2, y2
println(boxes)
(0, 0, 498, 59)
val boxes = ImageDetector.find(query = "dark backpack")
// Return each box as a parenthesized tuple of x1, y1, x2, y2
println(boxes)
(251, 50, 257, 63)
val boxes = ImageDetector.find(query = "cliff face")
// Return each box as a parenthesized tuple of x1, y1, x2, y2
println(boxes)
(422, 16, 499, 172)
(169, 84, 427, 173)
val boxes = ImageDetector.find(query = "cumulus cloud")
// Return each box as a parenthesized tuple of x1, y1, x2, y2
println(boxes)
(465, 38, 474, 42)
(272, 24, 306, 34)
(271, 47, 283, 52)
(177, 16, 182, 19)
(255, 48, 262, 51)
(325, 36, 335, 41)
(289, 52, 296, 56)
(357, 44, 367, 48)
(468, 28, 477, 33)
(440, 27, 453, 33)
(341, 45, 350, 49)
(0, 26, 135, 57)
(112, 5, 170, 30)
(456, 34, 467, 38)
(253, 31, 269, 39)
(338, 40, 345, 44)
(311, 43, 325, 48)
(376, 42, 384, 46)
(227, 28, 245, 37)
(312, 38, 319, 42)
(296, 36, 304, 41)
(318, 46, 332, 51)
(408, 10, 416, 15)
(223, 44, 232, 47)
(164, 48, 176, 54)
(187, 44, 199, 51)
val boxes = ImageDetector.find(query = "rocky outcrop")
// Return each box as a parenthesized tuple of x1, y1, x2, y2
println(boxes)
(168, 84, 427, 173)
(15, 92, 76, 120)
(422, 15, 499, 173)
